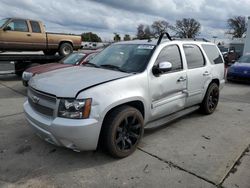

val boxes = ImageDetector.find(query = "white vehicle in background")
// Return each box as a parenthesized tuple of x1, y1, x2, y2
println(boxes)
(24, 33, 225, 158)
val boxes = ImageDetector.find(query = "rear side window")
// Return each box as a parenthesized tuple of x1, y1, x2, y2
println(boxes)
(202, 44, 223, 64)
(183, 44, 205, 69)
(30, 21, 41, 33)
(156, 45, 183, 71)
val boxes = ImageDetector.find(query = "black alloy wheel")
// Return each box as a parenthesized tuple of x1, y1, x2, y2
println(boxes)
(103, 106, 144, 158)
(201, 83, 219, 114)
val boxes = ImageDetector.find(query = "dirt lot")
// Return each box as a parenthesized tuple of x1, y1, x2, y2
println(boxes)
(0, 74, 250, 188)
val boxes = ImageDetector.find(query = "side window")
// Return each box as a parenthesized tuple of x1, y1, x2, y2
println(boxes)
(30, 21, 41, 33)
(183, 44, 205, 69)
(7, 19, 29, 32)
(155, 45, 183, 71)
(202, 44, 223, 64)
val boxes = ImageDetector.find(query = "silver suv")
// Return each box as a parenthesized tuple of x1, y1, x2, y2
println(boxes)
(24, 35, 225, 158)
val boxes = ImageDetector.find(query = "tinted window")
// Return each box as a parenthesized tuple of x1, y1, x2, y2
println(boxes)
(7, 19, 28, 32)
(30, 21, 41, 33)
(202, 44, 223, 64)
(183, 44, 205, 69)
(156, 45, 182, 71)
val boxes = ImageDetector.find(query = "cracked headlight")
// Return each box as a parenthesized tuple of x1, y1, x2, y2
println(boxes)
(58, 98, 92, 119)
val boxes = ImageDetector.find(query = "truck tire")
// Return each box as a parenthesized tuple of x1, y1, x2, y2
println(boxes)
(59, 43, 73, 56)
(43, 50, 57, 56)
(200, 83, 219, 115)
(102, 106, 144, 158)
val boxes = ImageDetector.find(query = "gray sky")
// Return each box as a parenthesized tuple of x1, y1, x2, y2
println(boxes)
(0, 0, 249, 41)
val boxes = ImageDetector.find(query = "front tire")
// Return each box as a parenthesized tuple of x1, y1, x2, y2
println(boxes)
(200, 83, 219, 114)
(103, 106, 144, 158)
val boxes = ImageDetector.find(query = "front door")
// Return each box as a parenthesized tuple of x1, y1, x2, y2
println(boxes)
(1, 19, 33, 50)
(149, 44, 187, 120)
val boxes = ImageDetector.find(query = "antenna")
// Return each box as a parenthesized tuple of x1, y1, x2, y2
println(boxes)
(157, 32, 172, 45)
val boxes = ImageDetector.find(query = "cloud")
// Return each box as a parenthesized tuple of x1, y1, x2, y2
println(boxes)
(0, 0, 249, 41)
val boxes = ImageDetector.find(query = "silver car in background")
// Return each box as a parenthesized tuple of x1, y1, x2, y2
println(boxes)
(24, 35, 225, 158)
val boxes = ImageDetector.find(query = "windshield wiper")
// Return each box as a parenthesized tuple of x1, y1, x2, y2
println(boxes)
(100, 64, 128, 73)
(84, 62, 100, 68)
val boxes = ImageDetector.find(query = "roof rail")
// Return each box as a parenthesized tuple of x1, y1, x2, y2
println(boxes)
(172, 37, 210, 42)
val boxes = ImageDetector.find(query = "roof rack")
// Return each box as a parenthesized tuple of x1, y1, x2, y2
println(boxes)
(157, 32, 172, 45)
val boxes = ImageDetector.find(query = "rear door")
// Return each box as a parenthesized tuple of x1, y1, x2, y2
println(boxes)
(149, 44, 187, 120)
(1, 19, 33, 50)
(183, 44, 212, 107)
(29, 20, 46, 50)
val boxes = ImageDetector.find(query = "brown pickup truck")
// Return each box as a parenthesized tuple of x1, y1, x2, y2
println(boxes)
(0, 18, 82, 56)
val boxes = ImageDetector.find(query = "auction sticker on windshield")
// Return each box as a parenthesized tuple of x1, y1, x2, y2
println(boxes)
(137, 45, 155, 50)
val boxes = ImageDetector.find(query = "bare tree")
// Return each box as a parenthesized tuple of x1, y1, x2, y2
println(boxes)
(136, 24, 152, 39)
(227, 16, 247, 38)
(173, 18, 201, 38)
(136, 24, 145, 39)
(151, 20, 172, 37)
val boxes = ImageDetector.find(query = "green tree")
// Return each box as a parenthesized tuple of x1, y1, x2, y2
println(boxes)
(173, 18, 201, 38)
(227, 16, 247, 38)
(113, 33, 121, 42)
(124, 34, 131, 41)
(81, 32, 102, 42)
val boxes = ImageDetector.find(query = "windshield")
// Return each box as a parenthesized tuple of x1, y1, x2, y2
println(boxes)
(237, 55, 250, 63)
(62, 53, 86, 65)
(88, 44, 155, 73)
(0, 18, 8, 28)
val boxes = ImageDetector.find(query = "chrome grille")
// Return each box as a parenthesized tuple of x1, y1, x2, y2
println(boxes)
(28, 87, 57, 117)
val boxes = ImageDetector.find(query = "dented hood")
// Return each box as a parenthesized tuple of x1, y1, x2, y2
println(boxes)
(29, 66, 131, 98)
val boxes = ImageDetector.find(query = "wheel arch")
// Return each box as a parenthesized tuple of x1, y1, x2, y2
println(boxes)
(97, 100, 145, 149)
(58, 40, 73, 49)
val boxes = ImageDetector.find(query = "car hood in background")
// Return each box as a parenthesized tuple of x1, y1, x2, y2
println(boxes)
(29, 66, 131, 98)
(230, 62, 250, 70)
(26, 63, 73, 75)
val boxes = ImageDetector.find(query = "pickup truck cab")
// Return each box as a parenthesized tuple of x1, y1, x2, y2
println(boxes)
(0, 18, 82, 56)
(24, 35, 225, 158)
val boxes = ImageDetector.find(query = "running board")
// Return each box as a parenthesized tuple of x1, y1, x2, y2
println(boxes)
(145, 105, 200, 129)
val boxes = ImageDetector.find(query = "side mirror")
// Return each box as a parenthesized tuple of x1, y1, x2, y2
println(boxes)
(3, 26, 11, 31)
(152, 61, 172, 75)
(159, 61, 172, 72)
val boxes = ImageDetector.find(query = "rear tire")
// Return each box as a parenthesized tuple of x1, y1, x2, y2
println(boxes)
(102, 106, 144, 158)
(200, 83, 219, 114)
(59, 43, 73, 56)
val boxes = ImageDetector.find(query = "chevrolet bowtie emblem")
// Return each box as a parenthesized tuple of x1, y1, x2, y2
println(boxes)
(32, 95, 40, 104)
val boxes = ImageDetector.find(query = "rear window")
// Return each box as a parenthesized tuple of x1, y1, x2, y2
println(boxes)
(30, 21, 41, 33)
(183, 44, 205, 69)
(202, 44, 223, 64)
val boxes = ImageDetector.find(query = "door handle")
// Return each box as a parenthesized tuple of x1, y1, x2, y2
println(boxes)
(177, 76, 186, 82)
(27, 34, 31, 36)
(203, 71, 210, 76)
